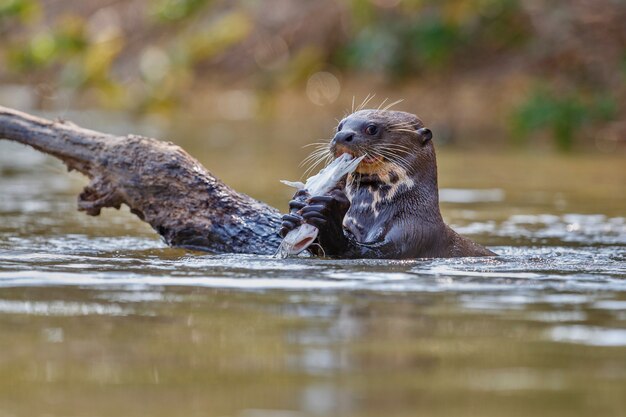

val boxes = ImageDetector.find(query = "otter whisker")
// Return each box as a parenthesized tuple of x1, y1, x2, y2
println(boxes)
(372, 155, 411, 174)
(387, 127, 417, 134)
(299, 157, 325, 172)
(299, 151, 328, 167)
(371, 148, 413, 173)
(387, 121, 415, 127)
(377, 98, 389, 111)
(377, 146, 413, 163)
(300, 149, 329, 159)
(383, 140, 413, 146)
(378, 143, 414, 153)
(304, 148, 332, 166)
(301, 145, 331, 158)
(304, 153, 334, 179)
(356, 93, 376, 112)
(300, 150, 331, 168)
(374, 146, 412, 161)
(362, 93, 375, 111)
(301, 148, 331, 158)
(379, 157, 411, 174)
(385, 156, 412, 173)
(351, 96, 355, 113)
(387, 123, 416, 130)
(381, 149, 413, 161)
(387, 121, 417, 127)
(392, 129, 418, 134)
(309, 242, 326, 258)
(375, 146, 414, 159)
(301, 153, 332, 178)
(299, 147, 331, 167)
(381, 99, 404, 112)
(378, 150, 413, 165)
(302, 141, 331, 148)
(305, 148, 328, 160)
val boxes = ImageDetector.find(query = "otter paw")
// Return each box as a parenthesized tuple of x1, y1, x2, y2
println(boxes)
(300, 189, 350, 230)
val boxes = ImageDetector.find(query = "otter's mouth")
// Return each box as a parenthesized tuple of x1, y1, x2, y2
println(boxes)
(333, 146, 383, 166)
(362, 155, 382, 164)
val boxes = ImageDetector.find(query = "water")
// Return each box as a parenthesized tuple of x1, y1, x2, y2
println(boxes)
(0, 116, 625, 417)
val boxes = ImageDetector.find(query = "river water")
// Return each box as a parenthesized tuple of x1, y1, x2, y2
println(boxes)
(0, 112, 625, 417)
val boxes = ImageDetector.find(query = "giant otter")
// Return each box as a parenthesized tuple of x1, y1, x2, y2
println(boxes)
(280, 109, 496, 259)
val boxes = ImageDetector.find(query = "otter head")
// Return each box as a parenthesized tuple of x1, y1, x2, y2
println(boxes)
(330, 109, 433, 178)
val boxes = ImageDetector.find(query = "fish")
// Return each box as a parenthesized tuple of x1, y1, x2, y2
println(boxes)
(276, 153, 365, 258)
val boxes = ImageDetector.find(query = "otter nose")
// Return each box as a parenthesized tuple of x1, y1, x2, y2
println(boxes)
(333, 130, 355, 144)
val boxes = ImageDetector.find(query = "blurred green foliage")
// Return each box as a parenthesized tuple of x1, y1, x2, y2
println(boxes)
(0, 0, 622, 149)
(340, 0, 527, 77)
(153, 0, 212, 22)
(512, 87, 617, 151)
(0, 0, 39, 21)
(7, 15, 86, 72)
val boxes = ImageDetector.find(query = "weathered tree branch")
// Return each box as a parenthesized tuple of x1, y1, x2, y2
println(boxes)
(0, 105, 282, 255)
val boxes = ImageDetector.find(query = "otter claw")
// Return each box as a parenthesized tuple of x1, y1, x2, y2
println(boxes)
(280, 212, 303, 237)
(308, 195, 334, 204)
(306, 217, 328, 229)
(282, 213, 303, 224)
(288, 200, 306, 212)
(302, 211, 326, 221)
(301, 204, 327, 215)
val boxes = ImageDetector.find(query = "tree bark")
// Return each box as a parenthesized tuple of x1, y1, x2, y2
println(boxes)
(0, 105, 282, 255)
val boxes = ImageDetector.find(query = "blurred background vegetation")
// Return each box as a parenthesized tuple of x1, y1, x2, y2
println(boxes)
(0, 0, 624, 152)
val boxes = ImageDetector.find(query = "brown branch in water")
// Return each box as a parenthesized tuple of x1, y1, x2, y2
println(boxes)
(0, 105, 282, 255)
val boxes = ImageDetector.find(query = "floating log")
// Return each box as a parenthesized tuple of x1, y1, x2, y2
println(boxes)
(0, 106, 283, 255)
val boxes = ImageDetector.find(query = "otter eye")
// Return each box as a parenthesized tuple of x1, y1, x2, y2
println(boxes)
(365, 124, 378, 135)
(337, 122, 344, 132)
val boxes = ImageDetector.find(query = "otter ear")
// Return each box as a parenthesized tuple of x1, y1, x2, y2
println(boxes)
(416, 127, 432, 144)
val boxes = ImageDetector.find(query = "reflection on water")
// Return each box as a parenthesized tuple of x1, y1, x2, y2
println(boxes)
(1, 115, 625, 417)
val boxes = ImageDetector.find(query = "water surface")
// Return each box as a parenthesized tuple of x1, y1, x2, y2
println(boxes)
(0, 115, 625, 417)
